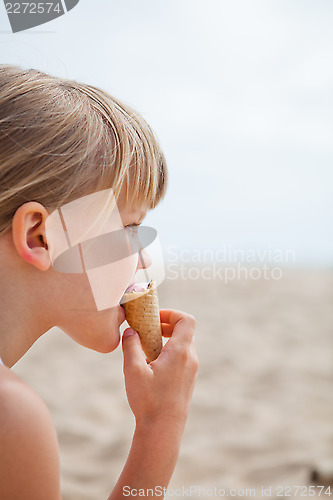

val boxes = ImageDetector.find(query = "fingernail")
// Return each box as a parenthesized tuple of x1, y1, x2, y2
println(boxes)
(123, 328, 136, 340)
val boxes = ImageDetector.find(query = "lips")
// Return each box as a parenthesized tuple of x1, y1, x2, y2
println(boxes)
(125, 283, 135, 293)
(125, 282, 149, 293)
(118, 305, 126, 322)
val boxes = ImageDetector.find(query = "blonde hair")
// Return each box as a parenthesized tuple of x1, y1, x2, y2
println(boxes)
(0, 65, 167, 236)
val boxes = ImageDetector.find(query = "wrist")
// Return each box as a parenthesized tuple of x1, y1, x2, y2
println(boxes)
(134, 414, 185, 458)
(135, 411, 187, 439)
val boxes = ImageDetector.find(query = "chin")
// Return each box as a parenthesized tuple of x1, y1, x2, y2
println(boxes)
(58, 307, 123, 354)
(93, 328, 121, 353)
(81, 322, 122, 353)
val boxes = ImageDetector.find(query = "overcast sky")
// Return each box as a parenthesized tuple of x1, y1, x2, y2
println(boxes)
(0, 0, 332, 266)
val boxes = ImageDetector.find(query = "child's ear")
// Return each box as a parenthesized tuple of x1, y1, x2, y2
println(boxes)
(11, 202, 51, 271)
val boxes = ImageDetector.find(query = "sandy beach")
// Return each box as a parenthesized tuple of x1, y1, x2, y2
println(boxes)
(12, 269, 333, 500)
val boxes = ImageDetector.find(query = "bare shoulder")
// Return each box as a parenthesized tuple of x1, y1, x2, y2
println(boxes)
(0, 365, 62, 500)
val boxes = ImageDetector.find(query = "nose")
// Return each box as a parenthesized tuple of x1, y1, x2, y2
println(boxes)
(136, 248, 152, 270)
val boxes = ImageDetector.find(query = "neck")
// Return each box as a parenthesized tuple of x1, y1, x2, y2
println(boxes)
(0, 284, 52, 368)
(0, 233, 52, 367)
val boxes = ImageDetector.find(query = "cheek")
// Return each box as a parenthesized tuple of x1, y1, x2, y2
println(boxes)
(55, 272, 95, 311)
(85, 254, 138, 311)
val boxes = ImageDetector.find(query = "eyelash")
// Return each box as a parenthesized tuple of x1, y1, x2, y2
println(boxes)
(125, 223, 140, 233)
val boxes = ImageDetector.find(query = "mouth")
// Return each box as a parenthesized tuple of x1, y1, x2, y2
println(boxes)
(124, 282, 150, 294)
(125, 283, 135, 294)
(118, 304, 126, 323)
(120, 281, 150, 306)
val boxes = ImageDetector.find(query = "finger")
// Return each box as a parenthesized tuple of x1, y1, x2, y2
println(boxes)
(122, 328, 147, 373)
(160, 309, 188, 325)
(159, 309, 196, 343)
(161, 322, 173, 338)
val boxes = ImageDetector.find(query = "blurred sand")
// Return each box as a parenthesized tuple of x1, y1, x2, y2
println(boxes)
(13, 269, 333, 500)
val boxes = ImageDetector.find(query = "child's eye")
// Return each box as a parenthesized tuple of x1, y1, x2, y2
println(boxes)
(125, 224, 139, 235)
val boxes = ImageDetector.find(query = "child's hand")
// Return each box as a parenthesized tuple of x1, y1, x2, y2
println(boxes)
(110, 310, 198, 497)
(122, 309, 198, 431)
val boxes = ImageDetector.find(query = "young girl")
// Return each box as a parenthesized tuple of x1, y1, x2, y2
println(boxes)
(0, 66, 198, 499)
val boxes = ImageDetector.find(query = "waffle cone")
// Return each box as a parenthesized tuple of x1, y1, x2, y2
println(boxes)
(123, 281, 162, 362)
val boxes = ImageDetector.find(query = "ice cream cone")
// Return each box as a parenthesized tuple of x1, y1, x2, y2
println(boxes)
(122, 281, 162, 362)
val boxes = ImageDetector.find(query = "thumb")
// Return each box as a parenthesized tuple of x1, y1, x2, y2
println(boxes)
(122, 328, 147, 370)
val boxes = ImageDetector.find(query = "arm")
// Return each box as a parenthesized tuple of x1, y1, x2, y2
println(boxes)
(109, 310, 198, 499)
(0, 371, 61, 500)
